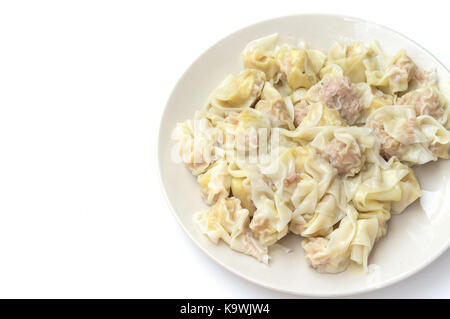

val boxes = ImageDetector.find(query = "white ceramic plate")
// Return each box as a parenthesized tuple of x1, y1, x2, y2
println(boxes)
(158, 14, 450, 297)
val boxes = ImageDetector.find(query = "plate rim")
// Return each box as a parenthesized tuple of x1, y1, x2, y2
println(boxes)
(157, 13, 450, 297)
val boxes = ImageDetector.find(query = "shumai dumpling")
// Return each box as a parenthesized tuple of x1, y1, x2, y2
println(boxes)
(197, 160, 232, 205)
(327, 42, 375, 83)
(243, 35, 281, 80)
(297, 102, 347, 129)
(397, 85, 449, 128)
(367, 105, 450, 165)
(304, 64, 374, 125)
(242, 33, 304, 81)
(210, 69, 266, 109)
(196, 197, 270, 263)
(275, 48, 326, 90)
(364, 42, 416, 94)
(173, 114, 219, 176)
(255, 82, 295, 129)
(250, 194, 291, 246)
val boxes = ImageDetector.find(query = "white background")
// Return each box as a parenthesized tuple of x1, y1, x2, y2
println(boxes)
(0, 0, 449, 298)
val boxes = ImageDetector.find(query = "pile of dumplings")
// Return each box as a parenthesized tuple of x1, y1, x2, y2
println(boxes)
(173, 34, 450, 273)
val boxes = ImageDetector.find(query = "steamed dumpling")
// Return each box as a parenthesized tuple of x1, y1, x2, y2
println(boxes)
(255, 82, 295, 129)
(250, 194, 291, 246)
(315, 129, 367, 177)
(364, 42, 416, 94)
(301, 188, 343, 237)
(397, 85, 449, 127)
(197, 160, 232, 205)
(306, 65, 374, 124)
(173, 114, 219, 176)
(275, 48, 326, 90)
(196, 197, 269, 263)
(327, 42, 374, 83)
(352, 158, 421, 218)
(210, 69, 266, 109)
(242, 34, 282, 80)
(296, 102, 346, 129)
(302, 206, 358, 273)
(367, 105, 450, 164)
(231, 177, 256, 214)
(288, 146, 337, 235)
